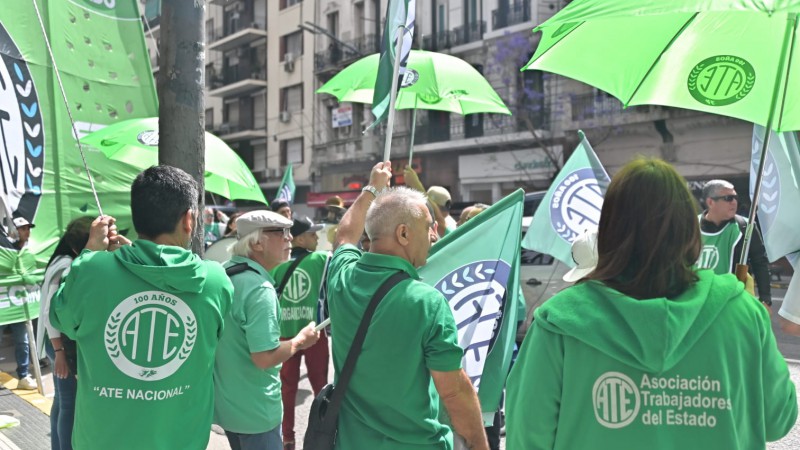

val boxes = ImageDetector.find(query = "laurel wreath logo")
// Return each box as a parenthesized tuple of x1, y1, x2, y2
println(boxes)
(688, 56, 755, 107)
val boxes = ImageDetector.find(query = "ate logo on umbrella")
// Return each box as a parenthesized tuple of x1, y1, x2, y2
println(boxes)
(688, 55, 756, 107)
(136, 130, 159, 146)
(400, 68, 419, 88)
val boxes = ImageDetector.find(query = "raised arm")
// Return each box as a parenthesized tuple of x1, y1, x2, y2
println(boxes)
(334, 161, 392, 249)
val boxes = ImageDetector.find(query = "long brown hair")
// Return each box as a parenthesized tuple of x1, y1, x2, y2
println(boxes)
(585, 158, 700, 299)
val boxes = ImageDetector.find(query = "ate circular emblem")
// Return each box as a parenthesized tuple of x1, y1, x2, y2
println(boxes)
(688, 55, 755, 107)
(0, 22, 45, 222)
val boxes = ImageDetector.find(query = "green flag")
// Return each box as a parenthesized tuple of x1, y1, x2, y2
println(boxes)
(276, 164, 296, 205)
(369, 0, 415, 128)
(522, 133, 609, 266)
(0, 0, 158, 316)
(420, 189, 523, 421)
(750, 125, 800, 261)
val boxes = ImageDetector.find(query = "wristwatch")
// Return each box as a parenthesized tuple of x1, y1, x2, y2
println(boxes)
(362, 185, 379, 197)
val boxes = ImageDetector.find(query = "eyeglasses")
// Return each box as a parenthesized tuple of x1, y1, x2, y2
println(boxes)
(261, 228, 291, 239)
(711, 195, 738, 202)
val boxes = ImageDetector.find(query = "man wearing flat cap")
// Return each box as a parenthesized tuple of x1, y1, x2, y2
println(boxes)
(271, 216, 330, 450)
(214, 211, 320, 450)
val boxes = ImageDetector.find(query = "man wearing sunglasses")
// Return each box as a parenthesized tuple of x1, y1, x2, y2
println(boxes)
(699, 180, 772, 308)
(214, 210, 320, 450)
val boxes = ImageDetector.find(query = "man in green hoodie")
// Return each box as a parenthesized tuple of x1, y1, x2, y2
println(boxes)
(51, 165, 233, 450)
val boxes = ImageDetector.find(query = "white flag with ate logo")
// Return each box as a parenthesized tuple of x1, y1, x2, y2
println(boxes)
(750, 125, 800, 261)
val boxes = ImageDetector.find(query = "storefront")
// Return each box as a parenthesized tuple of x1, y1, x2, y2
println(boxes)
(458, 148, 561, 203)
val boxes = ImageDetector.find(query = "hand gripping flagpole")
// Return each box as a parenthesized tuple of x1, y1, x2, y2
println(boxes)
(382, 25, 407, 162)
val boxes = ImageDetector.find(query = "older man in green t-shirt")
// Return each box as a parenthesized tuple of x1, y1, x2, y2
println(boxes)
(327, 161, 489, 450)
(214, 211, 319, 450)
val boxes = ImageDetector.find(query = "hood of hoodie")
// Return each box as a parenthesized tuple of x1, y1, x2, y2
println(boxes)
(114, 240, 208, 294)
(535, 270, 744, 373)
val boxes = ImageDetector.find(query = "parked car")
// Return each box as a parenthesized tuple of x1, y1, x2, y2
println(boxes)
(517, 191, 570, 342)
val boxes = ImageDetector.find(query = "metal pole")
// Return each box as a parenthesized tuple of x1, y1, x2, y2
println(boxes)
(383, 26, 406, 162)
(737, 13, 797, 281)
(159, 0, 206, 255)
(408, 107, 417, 163)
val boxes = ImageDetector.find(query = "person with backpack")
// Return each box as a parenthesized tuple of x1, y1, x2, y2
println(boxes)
(271, 216, 330, 450)
(214, 210, 319, 450)
(698, 179, 772, 308)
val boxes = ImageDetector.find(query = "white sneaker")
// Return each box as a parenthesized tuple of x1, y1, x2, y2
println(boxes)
(16, 375, 37, 390)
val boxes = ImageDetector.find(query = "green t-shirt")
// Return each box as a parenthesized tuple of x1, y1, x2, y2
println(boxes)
(506, 271, 797, 450)
(698, 216, 743, 275)
(271, 249, 328, 337)
(50, 240, 233, 450)
(214, 256, 283, 434)
(327, 245, 464, 450)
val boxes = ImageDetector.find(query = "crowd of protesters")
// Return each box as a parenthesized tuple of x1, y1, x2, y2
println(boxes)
(25, 156, 795, 450)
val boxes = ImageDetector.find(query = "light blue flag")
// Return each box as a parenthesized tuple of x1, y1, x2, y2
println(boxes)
(420, 189, 523, 423)
(522, 132, 609, 266)
(750, 125, 800, 262)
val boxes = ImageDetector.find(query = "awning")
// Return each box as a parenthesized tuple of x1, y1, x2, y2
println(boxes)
(306, 190, 361, 208)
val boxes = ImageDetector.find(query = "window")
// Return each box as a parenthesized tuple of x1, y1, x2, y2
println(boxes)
(327, 11, 339, 44)
(280, 0, 302, 9)
(280, 31, 303, 61)
(205, 108, 214, 131)
(280, 138, 304, 166)
(280, 84, 303, 113)
(206, 18, 214, 43)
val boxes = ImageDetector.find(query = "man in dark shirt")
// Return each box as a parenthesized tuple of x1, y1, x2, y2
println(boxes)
(698, 180, 771, 307)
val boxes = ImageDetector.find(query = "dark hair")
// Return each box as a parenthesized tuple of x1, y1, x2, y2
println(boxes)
(223, 211, 243, 237)
(131, 165, 198, 238)
(46, 216, 94, 268)
(271, 199, 290, 212)
(586, 158, 700, 299)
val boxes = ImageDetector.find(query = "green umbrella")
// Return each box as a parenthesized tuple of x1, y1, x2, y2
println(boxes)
(81, 118, 266, 203)
(318, 50, 511, 116)
(523, 0, 800, 273)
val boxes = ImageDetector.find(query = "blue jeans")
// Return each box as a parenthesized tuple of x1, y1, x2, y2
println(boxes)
(224, 425, 282, 450)
(2, 323, 30, 378)
(47, 343, 77, 450)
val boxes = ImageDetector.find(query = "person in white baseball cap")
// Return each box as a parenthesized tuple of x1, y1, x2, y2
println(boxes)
(12, 217, 34, 250)
(562, 228, 598, 283)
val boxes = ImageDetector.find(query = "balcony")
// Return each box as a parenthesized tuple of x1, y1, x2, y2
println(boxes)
(214, 122, 267, 142)
(492, 2, 532, 29)
(314, 34, 379, 74)
(422, 32, 453, 52)
(209, 65, 267, 98)
(413, 111, 549, 147)
(451, 21, 486, 47)
(208, 23, 267, 53)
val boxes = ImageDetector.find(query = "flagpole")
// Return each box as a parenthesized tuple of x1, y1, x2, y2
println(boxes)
(408, 106, 417, 163)
(383, 25, 406, 162)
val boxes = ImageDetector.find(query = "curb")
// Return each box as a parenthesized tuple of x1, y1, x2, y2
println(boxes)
(0, 372, 50, 416)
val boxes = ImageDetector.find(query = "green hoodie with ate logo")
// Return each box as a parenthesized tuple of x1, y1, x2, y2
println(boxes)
(506, 270, 796, 450)
(51, 240, 232, 450)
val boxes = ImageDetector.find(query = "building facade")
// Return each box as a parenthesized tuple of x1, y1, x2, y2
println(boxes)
(142, 0, 754, 210)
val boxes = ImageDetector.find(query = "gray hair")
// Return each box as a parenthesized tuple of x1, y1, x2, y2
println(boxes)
(230, 229, 260, 257)
(701, 179, 734, 201)
(365, 187, 427, 240)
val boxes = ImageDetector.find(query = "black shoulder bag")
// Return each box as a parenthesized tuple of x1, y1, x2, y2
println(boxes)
(303, 271, 410, 450)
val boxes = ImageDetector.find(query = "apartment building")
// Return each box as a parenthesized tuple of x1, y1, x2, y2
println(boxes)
(313, 0, 753, 204)
(142, 0, 753, 208)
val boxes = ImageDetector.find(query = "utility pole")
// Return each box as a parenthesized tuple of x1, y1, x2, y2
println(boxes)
(158, 0, 206, 254)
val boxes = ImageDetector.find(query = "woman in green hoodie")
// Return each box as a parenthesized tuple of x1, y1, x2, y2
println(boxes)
(506, 158, 797, 450)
